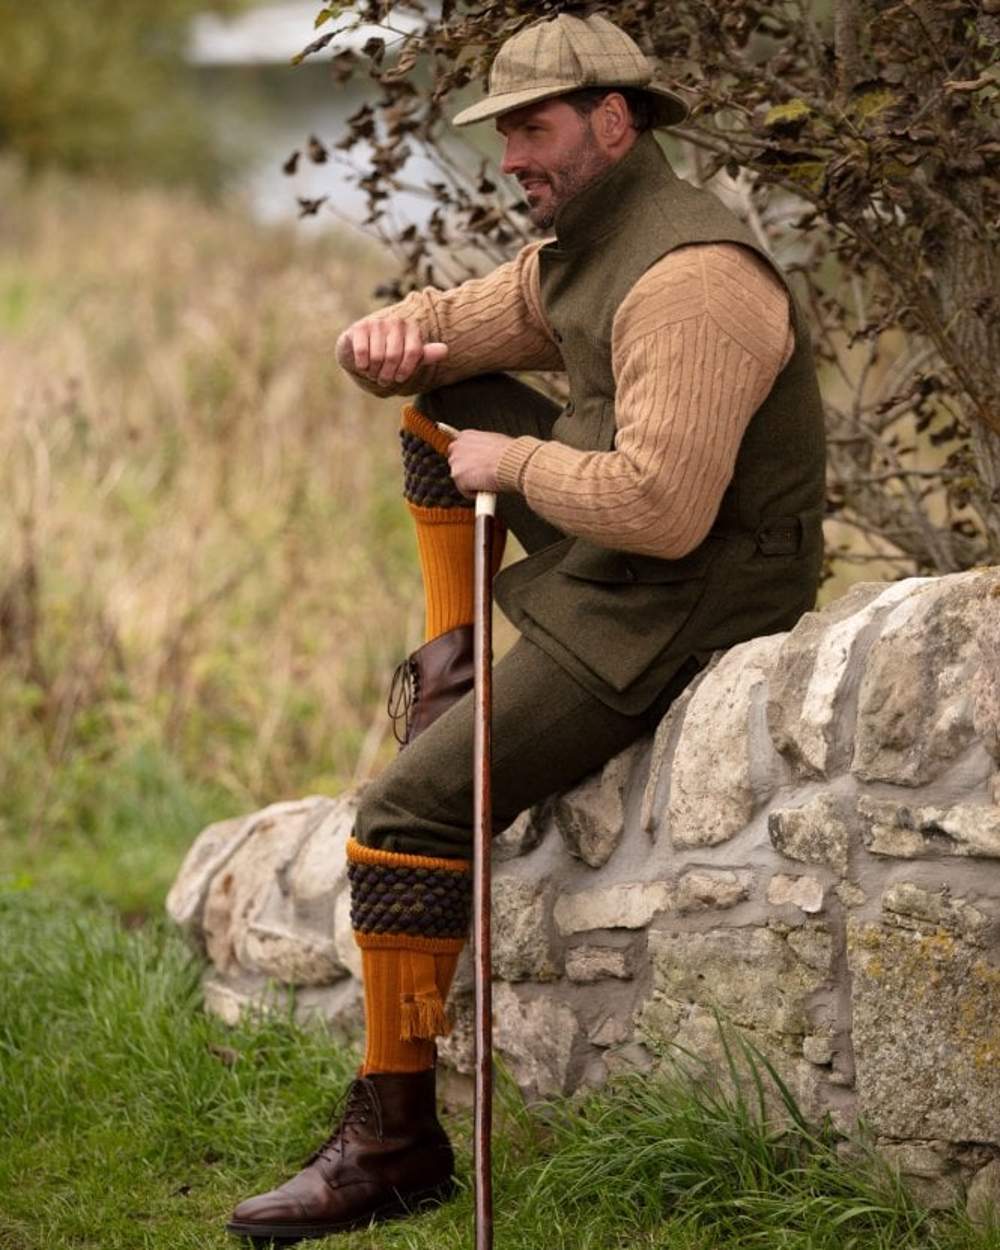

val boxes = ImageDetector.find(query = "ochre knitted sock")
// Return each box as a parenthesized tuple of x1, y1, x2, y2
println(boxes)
(400, 405, 505, 642)
(347, 836, 470, 1075)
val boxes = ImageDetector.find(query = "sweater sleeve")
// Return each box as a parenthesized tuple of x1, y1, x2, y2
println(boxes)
(494, 241, 795, 558)
(342, 240, 564, 397)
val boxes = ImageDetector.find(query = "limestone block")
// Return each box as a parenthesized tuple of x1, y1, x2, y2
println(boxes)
(166, 813, 252, 937)
(492, 877, 560, 982)
(836, 880, 867, 908)
(848, 920, 1000, 1140)
(881, 882, 991, 945)
(675, 869, 751, 913)
(641, 665, 707, 835)
(879, 1141, 965, 1210)
(767, 873, 825, 915)
(565, 944, 634, 983)
(333, 888, 362, 981)
(852, 571, 991, 786)
(494, 802, 550, 863)
(291, 979, 363, 1031)
(553, 739, 645, 867)
(603, 1042, 655, 1078)
(786, 924, 834, 973)
(200, 799, 332, 976)
(967, 1159, 1000, 1229)
(802, 1034, 834, 1065)
(202, 971, 361, 1031)
(436, 992, 474, 1076)
(639, 1000, 832, 1127)
(640, 926, 828, 1038)
(668, 634, 786, 848)
(492, 983, 580, 1097)
(168, 797, 330, 938)
(202, 971, 282, 1026)
(768, 580, 916, 778)
(859, 797, 1000, 859)
(972, 580, 1000, 764)
(768, 793, 851, 875)
(589, 1014, 630, 1047)
(231, 797, 356, 985)
(285, 796, 356, 920)
(554, 881, 672, 936)
(241, 920, 345, 986)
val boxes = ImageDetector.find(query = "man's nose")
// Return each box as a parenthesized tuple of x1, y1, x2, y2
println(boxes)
(499, 137, 525, 175)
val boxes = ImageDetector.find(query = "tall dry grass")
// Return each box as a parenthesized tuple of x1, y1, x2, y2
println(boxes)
(0, 163, 421, 854)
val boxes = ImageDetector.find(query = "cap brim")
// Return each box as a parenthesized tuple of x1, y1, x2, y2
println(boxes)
(452, 84, 586, 127)
(452, 80, 689, 129)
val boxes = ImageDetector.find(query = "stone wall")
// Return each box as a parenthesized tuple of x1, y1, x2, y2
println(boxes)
(167, 567, 1000, 1206)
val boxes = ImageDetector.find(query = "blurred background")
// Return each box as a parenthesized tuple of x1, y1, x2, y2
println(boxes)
(0, 0, 440, 912)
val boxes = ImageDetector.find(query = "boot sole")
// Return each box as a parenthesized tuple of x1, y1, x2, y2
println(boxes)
(225, 1178, 456, 1243)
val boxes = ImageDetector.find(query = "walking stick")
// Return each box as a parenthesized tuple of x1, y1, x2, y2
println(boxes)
(472, 488, 496, 1250)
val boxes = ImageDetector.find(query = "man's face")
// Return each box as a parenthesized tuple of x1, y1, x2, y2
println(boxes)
(496, 99, 616, 230)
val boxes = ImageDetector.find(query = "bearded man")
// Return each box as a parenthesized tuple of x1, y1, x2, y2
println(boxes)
(227, 12, 826, 1242)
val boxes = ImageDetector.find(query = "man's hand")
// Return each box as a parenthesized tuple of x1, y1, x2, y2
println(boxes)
(447, 430, 513, 497)
(335, 317, 449, 388)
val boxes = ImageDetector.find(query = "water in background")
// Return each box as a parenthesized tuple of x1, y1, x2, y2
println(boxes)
(189, 2, 489, 231)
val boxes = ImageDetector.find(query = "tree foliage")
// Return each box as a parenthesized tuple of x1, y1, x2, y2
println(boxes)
(0, 0, 248, 188)
(295, 0, 1000, 578)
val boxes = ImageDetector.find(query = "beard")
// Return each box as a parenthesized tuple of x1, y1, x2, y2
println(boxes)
(519, 122, 615, 230)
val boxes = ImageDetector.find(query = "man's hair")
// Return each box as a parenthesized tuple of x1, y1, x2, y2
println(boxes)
(563, 86, 656, 133)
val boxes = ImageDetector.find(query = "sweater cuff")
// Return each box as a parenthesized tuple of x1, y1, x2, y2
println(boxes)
(496, 436, 544, 493)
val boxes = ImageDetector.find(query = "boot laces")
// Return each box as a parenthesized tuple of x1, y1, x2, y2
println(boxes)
(308, 1078, 384, 1165)
(387, 655, 419, 746)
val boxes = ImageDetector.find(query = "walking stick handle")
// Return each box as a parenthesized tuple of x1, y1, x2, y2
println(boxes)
(475, 492, 497, 517)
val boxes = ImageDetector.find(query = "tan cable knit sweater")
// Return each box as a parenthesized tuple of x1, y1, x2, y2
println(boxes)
(348, 239, 794, 559)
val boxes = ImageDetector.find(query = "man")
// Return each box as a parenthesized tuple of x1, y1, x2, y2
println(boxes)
(227, 12, 826, 1242)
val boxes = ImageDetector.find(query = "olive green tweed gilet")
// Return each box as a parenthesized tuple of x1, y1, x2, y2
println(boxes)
(494, 132, 827, 714)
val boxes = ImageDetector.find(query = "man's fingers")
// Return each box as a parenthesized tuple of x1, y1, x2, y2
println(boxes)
(336, 320, 447, 385)
(397, 321, 425, 381)
(353, 323, 374, 372)
(377, 321, 406, 385)
(364, 320, 386, 377)
(422, 342, 449, 364)
(335, 331, 355, 371)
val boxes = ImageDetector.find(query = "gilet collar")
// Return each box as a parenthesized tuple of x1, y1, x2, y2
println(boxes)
(550, 131, 676, 250)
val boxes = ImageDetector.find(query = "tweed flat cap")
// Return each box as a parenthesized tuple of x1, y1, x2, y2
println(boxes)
(452, 13, 688, 129)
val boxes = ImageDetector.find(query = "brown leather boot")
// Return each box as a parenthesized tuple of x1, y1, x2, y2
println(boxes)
(226, 1069, 454, 1242)
(387, 624, 473, 747)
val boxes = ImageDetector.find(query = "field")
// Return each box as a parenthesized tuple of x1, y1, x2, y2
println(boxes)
(1, 166, 996, 1249)
(0, 163, 421, 910)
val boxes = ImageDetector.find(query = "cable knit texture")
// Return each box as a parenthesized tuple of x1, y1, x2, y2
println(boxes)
(346, 239, 793, 559)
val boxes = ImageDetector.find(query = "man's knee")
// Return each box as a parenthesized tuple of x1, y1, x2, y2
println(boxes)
(353, 771, 396, 851)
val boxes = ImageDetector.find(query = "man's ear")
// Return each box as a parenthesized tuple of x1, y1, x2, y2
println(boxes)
(596, 92, 633, 146)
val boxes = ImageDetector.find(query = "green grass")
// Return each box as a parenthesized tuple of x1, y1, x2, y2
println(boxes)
(1, 890, 997, 1250)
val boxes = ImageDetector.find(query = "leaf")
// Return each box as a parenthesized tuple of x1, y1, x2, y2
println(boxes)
(297, 195, 329, 217)
(314, 4, 347, 28)
(292, 31, 336, 66)
(764, 99, 811, 128)
(363, 36, 386, 65)
(307, 135, 328, 164)
(851, 87, 899, 120)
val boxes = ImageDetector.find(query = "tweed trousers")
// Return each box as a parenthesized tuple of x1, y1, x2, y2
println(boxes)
(353, 374, 702, 862)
